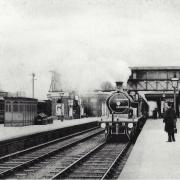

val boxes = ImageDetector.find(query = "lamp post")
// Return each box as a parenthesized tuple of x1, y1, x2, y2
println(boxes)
(171, 77, 179, 113)
(162, 92, 165, 116)
(79, 98, 82, 119)
(32, 73, 36, 98)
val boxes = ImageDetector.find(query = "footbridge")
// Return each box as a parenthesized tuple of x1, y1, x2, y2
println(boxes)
(127, 66, 180, 117)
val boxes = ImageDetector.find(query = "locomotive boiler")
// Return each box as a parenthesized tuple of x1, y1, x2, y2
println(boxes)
(100, 82, 149, 142)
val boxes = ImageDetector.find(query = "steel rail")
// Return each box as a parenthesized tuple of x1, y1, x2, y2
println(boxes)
(0, 126, 100, 162)
(0, 127, 104, 178)
(51, 142, 106, 180)
(100, 142, 130, 180)
(51, 142, 131, 180)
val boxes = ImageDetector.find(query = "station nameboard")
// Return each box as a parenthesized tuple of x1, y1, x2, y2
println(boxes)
(56, 103, 64, 116)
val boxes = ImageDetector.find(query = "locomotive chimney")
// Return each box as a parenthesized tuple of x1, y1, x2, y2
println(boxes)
(115, 81, 123, 91)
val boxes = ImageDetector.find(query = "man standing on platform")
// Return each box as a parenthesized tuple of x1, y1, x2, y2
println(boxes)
(163, 102, 177, 142)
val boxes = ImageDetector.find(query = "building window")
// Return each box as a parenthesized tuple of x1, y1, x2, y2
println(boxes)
(13, 101, 18, 112)
(9, 104, 11, 112)
(0, 102, 4, 111)
(20, 103, 24, 112)
(133, 72, 137, 79)
(5, 104, 8, 112)
(6, 101, 12, 112)
(136, 71, 147, 79)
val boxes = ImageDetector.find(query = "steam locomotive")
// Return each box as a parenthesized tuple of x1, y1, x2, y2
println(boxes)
(100, 82, 149, 142)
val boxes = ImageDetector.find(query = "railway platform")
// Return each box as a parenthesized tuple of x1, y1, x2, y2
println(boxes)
(0, 117, 99, 141)
(119, 118, 180, 179)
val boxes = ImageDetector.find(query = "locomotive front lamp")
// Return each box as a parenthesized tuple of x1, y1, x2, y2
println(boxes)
(171, 76, 179, 113)
(128, 123, 133, 129)
(100, 123, 106, 129)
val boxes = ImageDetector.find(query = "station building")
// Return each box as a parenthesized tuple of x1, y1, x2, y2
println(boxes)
(0, 91, 37, 126)
(47, 91, 82, 119)
(4, 97, 37, 126)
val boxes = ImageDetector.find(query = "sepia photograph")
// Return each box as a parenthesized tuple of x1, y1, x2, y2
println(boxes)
(0, 0, 180, 179)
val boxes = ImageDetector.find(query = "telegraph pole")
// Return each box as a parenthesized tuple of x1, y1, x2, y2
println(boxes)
(32, 73, 36, 98)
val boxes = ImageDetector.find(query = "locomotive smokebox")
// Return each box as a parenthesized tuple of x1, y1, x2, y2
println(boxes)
(115, 81, 123, 91)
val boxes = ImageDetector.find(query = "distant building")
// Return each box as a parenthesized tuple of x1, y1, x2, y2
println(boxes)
(47, 91, 81, 119)
(80, 91, 111, 117)
(16, 91, 26, 97)
(0, 91, 8, 98)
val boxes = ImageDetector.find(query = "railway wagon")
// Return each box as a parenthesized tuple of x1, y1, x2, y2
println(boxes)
(37, 100, 52, 116)
(100, 82, 149, 142)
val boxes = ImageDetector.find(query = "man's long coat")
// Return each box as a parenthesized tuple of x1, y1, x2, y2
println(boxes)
(163, 107, 176, 133)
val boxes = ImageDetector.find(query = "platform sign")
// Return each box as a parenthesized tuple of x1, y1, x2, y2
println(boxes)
(56, 103, 64, 116)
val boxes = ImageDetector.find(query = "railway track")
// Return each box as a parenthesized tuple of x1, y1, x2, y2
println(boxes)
(0, 126, 104, 179)
(111, 144, 134, 179)
(52, 142, 130, 180)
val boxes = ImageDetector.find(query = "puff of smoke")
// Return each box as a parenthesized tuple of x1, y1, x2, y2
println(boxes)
(53, 57, 130, 93)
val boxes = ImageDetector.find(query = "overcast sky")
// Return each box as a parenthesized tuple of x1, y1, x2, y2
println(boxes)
(1, 0, 180, 99)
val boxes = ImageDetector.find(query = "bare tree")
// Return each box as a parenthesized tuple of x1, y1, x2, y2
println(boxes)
(100, 81, 114, 91)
